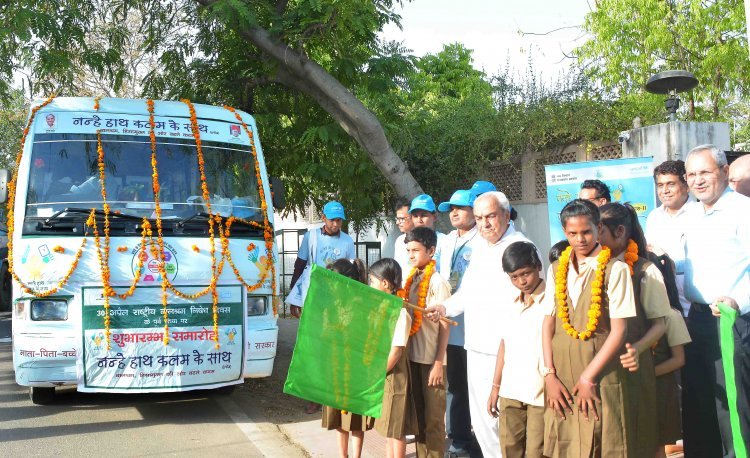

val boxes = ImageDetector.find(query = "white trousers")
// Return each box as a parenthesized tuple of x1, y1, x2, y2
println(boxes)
(466, 349, 502, 458)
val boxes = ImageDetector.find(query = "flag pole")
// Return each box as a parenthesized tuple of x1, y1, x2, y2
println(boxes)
(401, 299, 458, 326)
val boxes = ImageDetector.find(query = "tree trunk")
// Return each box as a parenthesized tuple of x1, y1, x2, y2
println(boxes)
(195, 0, 423, 201)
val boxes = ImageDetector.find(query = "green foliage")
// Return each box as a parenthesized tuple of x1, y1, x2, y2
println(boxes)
(577, 0, 749, 120)
(0, 89, 27, 169)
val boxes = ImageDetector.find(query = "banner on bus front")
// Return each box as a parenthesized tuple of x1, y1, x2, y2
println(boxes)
(77, 285, 246, 393)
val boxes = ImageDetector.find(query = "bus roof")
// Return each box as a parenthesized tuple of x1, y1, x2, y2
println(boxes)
(32, 97, 256, 126)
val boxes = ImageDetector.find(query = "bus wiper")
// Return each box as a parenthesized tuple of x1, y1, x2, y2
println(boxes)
(43, 207, 142, 227)
(177, 212, 265, 229)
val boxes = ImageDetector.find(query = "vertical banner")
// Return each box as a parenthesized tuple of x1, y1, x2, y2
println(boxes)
(78, 285, 245, 392)
(545, 157, 656, 245)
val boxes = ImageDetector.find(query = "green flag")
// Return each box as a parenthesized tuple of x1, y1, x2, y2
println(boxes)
(718, 302, 748, 458)
(284, 264, 403, 417)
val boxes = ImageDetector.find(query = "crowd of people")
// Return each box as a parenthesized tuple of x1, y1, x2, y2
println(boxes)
(286, 143, 750, 458)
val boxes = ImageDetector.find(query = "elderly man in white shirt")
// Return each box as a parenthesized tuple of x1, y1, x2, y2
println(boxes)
(681, 144, 750, 458)
(645, 159, 694, 315)
(426, 191, 537, 458)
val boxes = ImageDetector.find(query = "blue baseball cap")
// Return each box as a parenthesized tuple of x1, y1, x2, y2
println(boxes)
(323, 201, 346, 220)
(409, 194, 436, 213)
(437, 190, 475, 212)
(470, 180, 497, 197)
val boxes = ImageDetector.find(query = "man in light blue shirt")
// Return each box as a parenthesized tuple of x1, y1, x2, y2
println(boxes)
(682, 144, 750, 458)
(437, 189, 479, 456)
(288, 201, 355, 318)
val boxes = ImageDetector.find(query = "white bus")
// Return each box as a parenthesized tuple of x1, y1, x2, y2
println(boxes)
(6, 97, 282, 404)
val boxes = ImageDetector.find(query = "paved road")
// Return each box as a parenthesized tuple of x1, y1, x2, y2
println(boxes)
(0, 337, 305, 457)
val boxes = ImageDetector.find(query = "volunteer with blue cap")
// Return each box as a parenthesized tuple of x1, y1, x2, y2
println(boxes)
(470, 180, 497, 197)
(286, 200, 356, 318)
(437, 189, 479, 456)
(407, 194, 445, 271)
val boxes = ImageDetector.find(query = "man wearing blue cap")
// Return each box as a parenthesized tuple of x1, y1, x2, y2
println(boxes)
(408, 194, 445, 272)
(437, 190, 479, 457)
(470, 180, 496, 197)
(286, 200, 355, 319)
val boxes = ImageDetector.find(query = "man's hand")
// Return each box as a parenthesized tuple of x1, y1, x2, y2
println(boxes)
(572, 377, 601, 421)
(487, 387, 500, 418)
(424, 304, 446, 323)
(620, 343, 640, 372)
(544, 375, 574, 419)
(428, 361, 444, 387)
(710, 296, 739, 317)
(290, 305, 302, 318)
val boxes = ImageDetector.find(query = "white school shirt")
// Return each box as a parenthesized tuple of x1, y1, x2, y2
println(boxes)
(393, 233, 410, 283)
(442, 225, 536, 355)
(499, 280, 547, 407)
(683, 189, 750, 314)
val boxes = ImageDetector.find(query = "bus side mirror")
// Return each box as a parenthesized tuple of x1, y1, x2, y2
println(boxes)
(270, 176, 286, 210)
(0, 169, 8, 204)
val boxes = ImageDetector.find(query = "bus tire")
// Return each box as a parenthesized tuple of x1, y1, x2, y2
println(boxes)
(29, 387, 55, 405)
(0, 261, 10, 312)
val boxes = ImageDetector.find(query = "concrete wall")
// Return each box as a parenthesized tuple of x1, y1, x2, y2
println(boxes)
(621, 121, 731, 164)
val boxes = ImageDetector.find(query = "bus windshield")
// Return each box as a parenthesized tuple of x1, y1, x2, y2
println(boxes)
(25, 133, 263, 221)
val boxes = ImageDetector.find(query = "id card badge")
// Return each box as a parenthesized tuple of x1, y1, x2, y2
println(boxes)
(448, 271, 460, 293)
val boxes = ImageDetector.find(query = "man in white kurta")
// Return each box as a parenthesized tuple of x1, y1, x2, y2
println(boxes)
(427, 192, 535, 458)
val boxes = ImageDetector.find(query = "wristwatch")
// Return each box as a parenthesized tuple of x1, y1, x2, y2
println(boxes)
(541, 367, 556, 377)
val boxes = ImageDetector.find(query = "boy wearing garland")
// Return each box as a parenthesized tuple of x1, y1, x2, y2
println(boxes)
(402, 226, 451, 457)
(541, 199, 637, 458)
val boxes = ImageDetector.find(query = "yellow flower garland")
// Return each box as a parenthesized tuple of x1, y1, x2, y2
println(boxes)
(555, 245, 612, 341)
(623, 239, 638, 275)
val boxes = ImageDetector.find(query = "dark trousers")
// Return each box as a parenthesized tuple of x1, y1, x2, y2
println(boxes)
(446, 344, 473, 451)
(683, 304, 750, 458)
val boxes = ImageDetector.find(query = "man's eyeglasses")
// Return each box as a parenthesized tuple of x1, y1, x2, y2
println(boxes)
(395, 217, 408, 223)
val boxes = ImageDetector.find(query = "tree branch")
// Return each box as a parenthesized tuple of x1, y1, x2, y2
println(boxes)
(519, 25, 581, 37)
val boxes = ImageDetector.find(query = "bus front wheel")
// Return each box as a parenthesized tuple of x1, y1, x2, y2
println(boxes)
(29, 387, 55, 405)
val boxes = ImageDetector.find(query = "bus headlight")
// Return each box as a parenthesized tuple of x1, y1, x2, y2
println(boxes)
(247, 296, 267, 316)
(31, 299, 69, 321)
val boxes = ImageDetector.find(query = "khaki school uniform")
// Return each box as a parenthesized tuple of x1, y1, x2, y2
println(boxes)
(375, 308, 416, 438)
(542, 248, 637, 458)
(321, 407, 374, 431)
(620, 256, 671, 457)
(407, 270, 451, 458)
(498, 280, 547, 458)
(652, 308, 691, 445)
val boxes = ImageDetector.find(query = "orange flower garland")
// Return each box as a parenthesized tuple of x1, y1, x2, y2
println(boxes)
(145, 99, 171, 345)
(398, 260, 436, 336)
(555, 246, 611, 341)
(224, 105, 278, 308)
(116, 220, 149, 300)
(623, 239, 638, 275)
(53, 246, 65, 253)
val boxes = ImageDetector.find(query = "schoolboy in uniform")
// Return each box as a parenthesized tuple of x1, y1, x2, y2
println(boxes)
(488, 241, 546, 458)
(404, 226, 452, 458)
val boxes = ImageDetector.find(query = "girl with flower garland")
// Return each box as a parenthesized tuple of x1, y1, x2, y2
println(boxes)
(598, 202, 671, 457)
(402, 227, 451, 457)
(369, 258, 416, 458)
(321, 258, 374, 458)
(541, 199, 637, 458)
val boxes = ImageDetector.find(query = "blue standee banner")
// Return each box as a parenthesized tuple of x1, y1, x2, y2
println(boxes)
(544, 157, 656, 245)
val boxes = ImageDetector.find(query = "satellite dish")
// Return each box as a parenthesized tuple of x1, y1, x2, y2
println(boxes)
(645, 70, 699, 121)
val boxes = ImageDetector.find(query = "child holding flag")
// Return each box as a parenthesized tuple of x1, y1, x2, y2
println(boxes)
(369, 258, 415, 458)
(402, 227, 451, 457)
(321, 258, 374, 458)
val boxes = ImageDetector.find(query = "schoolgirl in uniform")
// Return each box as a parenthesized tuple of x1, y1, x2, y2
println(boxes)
(369, 258, 415, 458)
(598, 202, 671, 457)
(541, 199, 637, 458)
(321, 258, 374, 458)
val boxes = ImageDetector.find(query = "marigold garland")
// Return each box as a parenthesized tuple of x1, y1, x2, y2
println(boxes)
(224, 105, 278, 315)
(623, 239, 638, 275)
(117, 246, 128, 253)
(53, 246, 65, 254)
(555, 245, 611, 341)
(398, 260, 436, 336)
